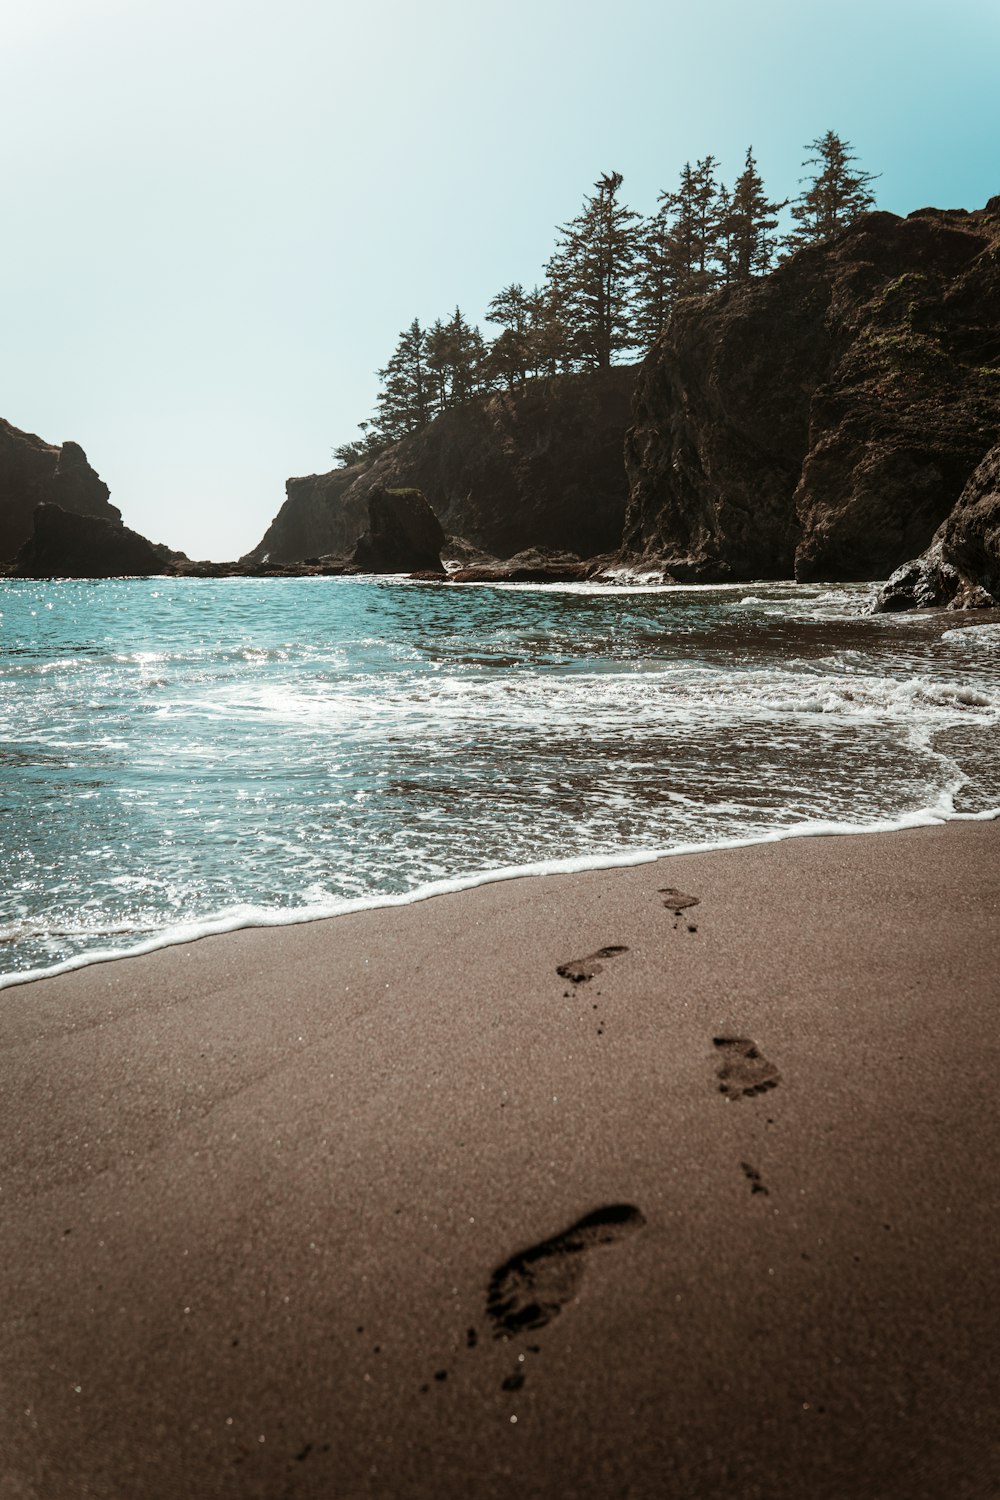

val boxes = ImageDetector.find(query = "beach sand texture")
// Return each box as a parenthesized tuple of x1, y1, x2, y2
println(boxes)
(2, 821, 999, 1499)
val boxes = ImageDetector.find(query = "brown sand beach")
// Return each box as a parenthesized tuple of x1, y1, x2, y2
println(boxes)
(1, 820, 999, 1499)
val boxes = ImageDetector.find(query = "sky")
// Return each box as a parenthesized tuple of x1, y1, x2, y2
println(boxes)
(1, 0, 998, 560)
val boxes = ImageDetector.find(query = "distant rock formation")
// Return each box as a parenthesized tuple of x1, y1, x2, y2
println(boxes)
(0, 420, 120, 560)
(249, 463, 368, 566)
(351, 486, 445, 573)
(12, 503, 179, 578)
(623, 200, 1000, 584)
(874, 443, 1000, 609)
(10, 196, 999, 601)
(248, 367, 636, 565)
(445, 548, 609, 584)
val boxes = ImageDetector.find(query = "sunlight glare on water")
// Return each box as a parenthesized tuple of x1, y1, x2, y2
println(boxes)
(2, 576, 999, 978)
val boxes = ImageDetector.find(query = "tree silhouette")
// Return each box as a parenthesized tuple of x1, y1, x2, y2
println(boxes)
(722, 147, 787, 280)
(786, 131, 878, 250)
(547, 171, 639, 368)
(333, 136, 880, 455)
(425, 308, 487, 413)
(374, 319, 431, 440)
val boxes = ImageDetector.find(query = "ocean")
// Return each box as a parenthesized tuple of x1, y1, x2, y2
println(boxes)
(2, 575, 999, 985)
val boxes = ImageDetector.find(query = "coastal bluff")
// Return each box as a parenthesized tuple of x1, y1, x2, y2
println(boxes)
(6, 196, 1000, 599)
(248, 367, 636, 566)
(0, 419, 119, 560)
(623, 199, 1000, 586)
(254, 199, 1000, 603)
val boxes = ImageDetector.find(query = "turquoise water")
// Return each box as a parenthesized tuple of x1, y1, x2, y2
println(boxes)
(2, 576, 999, 982)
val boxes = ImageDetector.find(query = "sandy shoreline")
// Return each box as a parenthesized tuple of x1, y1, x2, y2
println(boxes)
(2, 820, 999, 1498)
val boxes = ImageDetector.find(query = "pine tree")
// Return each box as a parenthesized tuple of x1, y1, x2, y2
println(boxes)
(632, 207, 675, 346)
(524, 283, 572, 377)
(332, 421, 388, 468)
(374, 319, 431, 441)
(714, 183, 735, 285)
(485, 284, 533, 386)
(690, 155, 723, 287)
(647, 157, 723, 306)
(486, 283, 532, 340)
(547, 171, 640, 369)
(786, 131, 878, 250)
(424, 318, 450, 414)
(445, 307, 486, 404)
(722, 147, 787, 280)
(426, 308, 486, 411)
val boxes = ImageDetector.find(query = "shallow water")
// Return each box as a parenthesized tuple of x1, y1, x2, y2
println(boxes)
(2, 576, 999, 981)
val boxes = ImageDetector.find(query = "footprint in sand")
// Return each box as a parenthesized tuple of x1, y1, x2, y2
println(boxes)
(421, 1207, 645, 1398)
(556, 945, 628, 984)
(660, 887, 700, 931)
(713, 1036, 781, 1099)
(486, 1203, 645, 1339)
(741, 1161, 770, 1195)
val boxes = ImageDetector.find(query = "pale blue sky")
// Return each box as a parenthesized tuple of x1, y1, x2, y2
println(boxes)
(1, 0, 997, 559)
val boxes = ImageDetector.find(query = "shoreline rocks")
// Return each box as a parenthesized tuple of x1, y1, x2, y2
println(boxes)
(351, 485, 446, 573)
(10, 504, 180, 579)
(874, 442, 1000, 610)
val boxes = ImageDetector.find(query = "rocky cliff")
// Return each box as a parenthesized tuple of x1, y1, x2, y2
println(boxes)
(13, 503, 180, 578)
(623, 200, 1000, 582)
(0, 420, 120, 560)
(249, 367, 636, 565)
(250, 463, 369, 565)
(875, 442, 1000, 609)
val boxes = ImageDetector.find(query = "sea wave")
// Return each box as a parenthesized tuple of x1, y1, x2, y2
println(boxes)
(2, 800, 995, 992)
(3, 575, 998, 985)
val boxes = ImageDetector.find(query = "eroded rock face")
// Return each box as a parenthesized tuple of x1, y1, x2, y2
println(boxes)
(246, 463, 368, 565)
(249, 368, 636, 565)
(0, 420, 119, 560)
(351, 486, 446, 573)
(623, 200, 1000, 582)
(12, 503, 177, 578)
(875, 443, 1000, 610)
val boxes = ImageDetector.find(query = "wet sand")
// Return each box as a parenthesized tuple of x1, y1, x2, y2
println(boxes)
(1, 820, 999, 1499)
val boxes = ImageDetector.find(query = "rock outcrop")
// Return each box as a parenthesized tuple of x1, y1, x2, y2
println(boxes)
(624, 200, 1000, 583)
(445, 548, 610, 584)
(875, 442, 1000, 609)
(248, 463, 368, 565)
(248, 368, 636, 565)
(11, 504, 179, 578)
(351, 486, 445, 573)
(0, 420, 120, 560)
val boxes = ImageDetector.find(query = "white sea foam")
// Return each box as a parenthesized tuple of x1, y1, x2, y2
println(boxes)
(941, 623, 1000, 649)
(4, 575, 998, 988)
(2, 801, 994, 992)
(200, 668, 1000, 734)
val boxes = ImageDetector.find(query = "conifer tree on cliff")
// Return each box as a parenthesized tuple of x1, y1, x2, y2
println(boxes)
(637, 157, 722, 324)
(525, 284, 573, 376)
(785, 131, 878, 249)
(332, 421, 386, 468)
(484, 284, 533, 387)
(721, 147, 787, 280)
(547, 171, 639, 368)
(632, 205, 675, 346)
(426, 308, 487, 412)
(374, 319, 431, 440)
